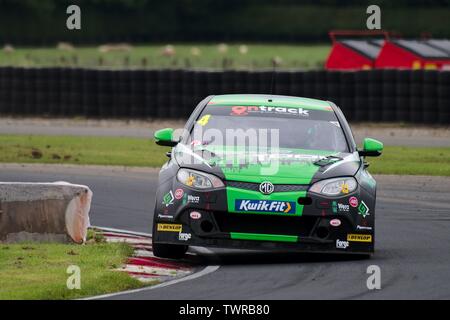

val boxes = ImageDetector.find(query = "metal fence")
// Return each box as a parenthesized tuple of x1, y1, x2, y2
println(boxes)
(0, 67, 448, 123)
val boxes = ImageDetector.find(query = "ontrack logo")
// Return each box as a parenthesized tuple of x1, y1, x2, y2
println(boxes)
(230, 106, 309, 117)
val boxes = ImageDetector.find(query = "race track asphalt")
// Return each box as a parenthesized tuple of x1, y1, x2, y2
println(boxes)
(2, 165, 450, 299)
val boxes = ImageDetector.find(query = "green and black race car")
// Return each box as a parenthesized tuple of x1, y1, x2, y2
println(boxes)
(151, 94, 383, 258)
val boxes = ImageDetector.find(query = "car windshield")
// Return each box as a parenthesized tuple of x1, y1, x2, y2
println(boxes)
(189, 105, 349, 152)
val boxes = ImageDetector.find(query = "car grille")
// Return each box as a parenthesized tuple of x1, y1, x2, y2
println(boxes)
(213, 212, 318, 236)
(226, 180, 309, 192)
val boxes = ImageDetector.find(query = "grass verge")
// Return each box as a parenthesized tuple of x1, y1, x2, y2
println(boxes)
(0, 134, 449, 176)
(0, 44, 329, 70)
(0, 240, 146, 300)
(368, 146, 450, 176)
(0, 134, 168, 167)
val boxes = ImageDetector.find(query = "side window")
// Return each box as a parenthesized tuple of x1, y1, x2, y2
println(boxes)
(332, 105, 356, 152)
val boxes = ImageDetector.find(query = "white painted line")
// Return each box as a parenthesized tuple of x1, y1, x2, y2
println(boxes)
(91, 226, 152, 238)
(131, 276, 165, 283)
(129, 245, 153, 251)
(133, 250, 155, 258)
(105, 237, 152, 245)
(81, 227, 220, 300)
(117, 264, 191, 276)
(100, 232, 147, 239)
(83, 264, 220, 300)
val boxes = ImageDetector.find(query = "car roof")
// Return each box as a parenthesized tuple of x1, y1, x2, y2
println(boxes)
(208, 94, 333, 111)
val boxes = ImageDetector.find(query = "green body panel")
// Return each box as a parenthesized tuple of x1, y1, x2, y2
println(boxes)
(200, 145, 333, 184)
(227, 187, 306, 216)
(363, 138, 384, 153)
(180, 145, 335, 216)
(230, 232, 298, 242)
(154, 128, 175, 146)
(209, 94, 332, 111)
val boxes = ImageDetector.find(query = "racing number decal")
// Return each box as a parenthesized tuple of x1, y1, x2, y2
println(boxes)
(197, 114, 211, 126)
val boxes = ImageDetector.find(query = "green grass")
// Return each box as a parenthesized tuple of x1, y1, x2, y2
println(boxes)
(0, 134, 168, 167)
(0, 134, 449, 176)
(0, 43, 329, 70)
(369, 146, 450, 176)
(0, 241, 146, 300)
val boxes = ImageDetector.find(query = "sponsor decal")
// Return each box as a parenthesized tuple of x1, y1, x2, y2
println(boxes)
(332, 201, 338, 214)
(349, 196, 358, 208)
(336, 239, 349, 249)
(330, 219, 341, 227)
(338, 203, 349, 212)
(175, 188, 184, 200)
(158, 214, 174, 219)
(162, 190, 174, 207)
(178, 232, 192, 241)
(211, 150, 322, 168)
(332, 201, 349, 213)
(157, 223, 182, 232)
(190, 211, 202, 220)
(197, 114, 211, 126)
(259, 181, 274, 195)
(230, 105, 309, 117)
(188, 195, 200, 203)
(230, 106, 254, 116)
(357, 225, 373, 231)
(358, 200, 370, 218)
(347, 234, 372, 242)
(183, 194, 200, 204)
(235, 199, 296, 214)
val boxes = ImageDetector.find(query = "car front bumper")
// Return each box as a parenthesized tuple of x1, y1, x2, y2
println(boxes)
(154, 178, 376, 254)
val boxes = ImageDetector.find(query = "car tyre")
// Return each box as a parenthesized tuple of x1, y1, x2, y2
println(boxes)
(152, 219, 188, 259)
(152, 240, 188, 259)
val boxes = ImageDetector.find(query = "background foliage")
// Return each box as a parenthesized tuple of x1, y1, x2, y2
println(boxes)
(1, 0, 449, 45)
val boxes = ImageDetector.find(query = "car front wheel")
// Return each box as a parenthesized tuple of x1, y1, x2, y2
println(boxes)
(152, 240, 188, 259)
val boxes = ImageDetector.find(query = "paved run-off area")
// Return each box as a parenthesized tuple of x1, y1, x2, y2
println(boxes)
(1, 164, 450, 299)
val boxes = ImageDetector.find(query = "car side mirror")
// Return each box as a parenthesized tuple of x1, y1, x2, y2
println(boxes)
(154, 128, 178, 147)
(359, 138, 383, 157)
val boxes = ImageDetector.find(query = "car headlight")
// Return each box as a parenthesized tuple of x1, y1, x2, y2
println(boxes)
(177, 168, 224, 189)
(309, 177, 357, 196)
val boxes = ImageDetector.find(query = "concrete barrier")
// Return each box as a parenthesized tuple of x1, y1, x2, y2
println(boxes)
(0, 182, 92, 243)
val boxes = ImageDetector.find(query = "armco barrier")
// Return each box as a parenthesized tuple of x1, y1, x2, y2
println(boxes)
(0, 68, 449, 123)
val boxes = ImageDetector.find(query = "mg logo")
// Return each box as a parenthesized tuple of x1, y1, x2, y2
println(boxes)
(259, 181, 274, 195)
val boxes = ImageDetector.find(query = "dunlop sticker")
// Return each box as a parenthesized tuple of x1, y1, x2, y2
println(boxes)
(157, 223, 182, 232)
(347, 234, 372, 242)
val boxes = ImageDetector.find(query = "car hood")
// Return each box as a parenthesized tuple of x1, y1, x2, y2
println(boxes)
(173, 144, 361, 185)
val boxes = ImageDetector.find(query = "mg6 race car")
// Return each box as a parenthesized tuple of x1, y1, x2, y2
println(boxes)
(152, 94, 383, 258)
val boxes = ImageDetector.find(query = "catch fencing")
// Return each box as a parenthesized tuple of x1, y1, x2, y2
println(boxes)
(0, 67, 448, 123)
